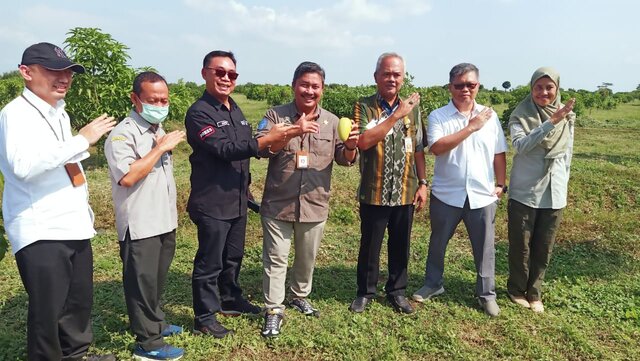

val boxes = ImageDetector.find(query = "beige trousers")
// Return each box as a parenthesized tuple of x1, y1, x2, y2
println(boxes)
(261, 216, 326, 309)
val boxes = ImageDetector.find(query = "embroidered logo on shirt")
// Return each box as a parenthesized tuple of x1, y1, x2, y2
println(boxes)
(241, 119, 249, 126)
(199, 126, 215, 140)
(216, 120, 230, 127)
(111, 135, 127, 142)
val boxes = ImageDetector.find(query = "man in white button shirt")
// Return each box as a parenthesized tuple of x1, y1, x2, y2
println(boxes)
(0, 42, 115, 360)
(412, 63, 507, 317)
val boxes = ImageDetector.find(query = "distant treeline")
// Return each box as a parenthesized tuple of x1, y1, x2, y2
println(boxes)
(234, 80, 640, 128)
(2, 68, 638, 131)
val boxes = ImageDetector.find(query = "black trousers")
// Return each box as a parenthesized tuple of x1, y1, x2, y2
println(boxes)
(356, 203, 414, 298)
(15, 240, 93, 361)
(190, 212, 246, 327)
(120, 229, 176, 351)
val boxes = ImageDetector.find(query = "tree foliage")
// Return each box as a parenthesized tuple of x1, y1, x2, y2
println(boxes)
(502, 81, 511, 91)
(63, 27, 136, 129)
(0, 72, 23, 110)
(168, 80, 204, 123)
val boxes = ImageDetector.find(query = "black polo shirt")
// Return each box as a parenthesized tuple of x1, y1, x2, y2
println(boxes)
(185, 91, 259, 220)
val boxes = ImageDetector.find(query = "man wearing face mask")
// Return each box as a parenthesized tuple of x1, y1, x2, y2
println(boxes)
(105, 71, 186, 360)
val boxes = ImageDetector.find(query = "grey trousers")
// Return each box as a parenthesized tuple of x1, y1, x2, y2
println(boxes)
(423, 195, 498, 301)
(507, 199, 563, 301)
(120, 229, 176, 351)
(261, 216, 326, 309)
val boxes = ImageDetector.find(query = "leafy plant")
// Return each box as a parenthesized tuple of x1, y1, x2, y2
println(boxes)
(0, 72, 23, 110)
(63, 27, 136, 129)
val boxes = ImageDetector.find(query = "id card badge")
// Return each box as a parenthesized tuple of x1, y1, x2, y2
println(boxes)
(404, 137, 413, 153)
(64, 163, 86, 187)
(296, 150, 309, 169)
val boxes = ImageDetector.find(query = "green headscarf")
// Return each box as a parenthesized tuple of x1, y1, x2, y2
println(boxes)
(508, 67, 575, 159)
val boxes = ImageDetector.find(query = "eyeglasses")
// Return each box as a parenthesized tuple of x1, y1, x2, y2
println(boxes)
(205, 67, 239, 80)
(452, 82, 478, 90)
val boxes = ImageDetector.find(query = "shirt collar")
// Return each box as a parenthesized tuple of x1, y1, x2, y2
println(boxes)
(292, 102, 322, 119)
(376, 93, 400, 115)
(129, 109, 159, 135)
(22, 87, 66, 117)
(202, 90, 237, 111)
(446, 100, 483, 117)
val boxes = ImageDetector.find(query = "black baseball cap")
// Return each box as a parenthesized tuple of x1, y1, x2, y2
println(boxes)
(20, 42, 85, 74)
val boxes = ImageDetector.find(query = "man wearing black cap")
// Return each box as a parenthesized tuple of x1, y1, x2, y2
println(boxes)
(0, 42, 116, 360)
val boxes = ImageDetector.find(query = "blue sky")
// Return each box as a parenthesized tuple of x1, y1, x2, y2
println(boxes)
(1, 0, 638, 92)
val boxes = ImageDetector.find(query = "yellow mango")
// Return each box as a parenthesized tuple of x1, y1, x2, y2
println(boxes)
(338, 117, 353, 141)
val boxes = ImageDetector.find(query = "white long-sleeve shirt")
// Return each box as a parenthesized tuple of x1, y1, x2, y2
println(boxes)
(0, 88, 95, 254)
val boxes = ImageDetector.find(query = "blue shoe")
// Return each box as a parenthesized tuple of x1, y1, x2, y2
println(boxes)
(161, 324, 183, 337)
(133, 344, 184, 360)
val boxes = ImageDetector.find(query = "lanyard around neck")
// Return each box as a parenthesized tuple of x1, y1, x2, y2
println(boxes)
(21, 95, 66, 142)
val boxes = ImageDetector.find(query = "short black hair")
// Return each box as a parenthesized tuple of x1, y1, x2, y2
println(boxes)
(449, 63, 479, 83)
(292, 61, 325, 84)
(203, 50, 237, 68)
(132, 71, 167, 96)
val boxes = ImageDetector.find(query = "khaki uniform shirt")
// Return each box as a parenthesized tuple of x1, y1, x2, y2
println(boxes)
(256, 102, 355, 222)
(105, 111, 178, 241)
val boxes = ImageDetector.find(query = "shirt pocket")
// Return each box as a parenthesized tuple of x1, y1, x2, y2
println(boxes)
(311, 132, 333, 157)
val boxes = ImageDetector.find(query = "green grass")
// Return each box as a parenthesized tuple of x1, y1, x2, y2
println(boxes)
(1, 97, 639, 360)
(577, 100, 640, 128)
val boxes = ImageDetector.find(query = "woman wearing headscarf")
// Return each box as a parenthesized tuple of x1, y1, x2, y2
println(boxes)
(506, 67, 576, 313)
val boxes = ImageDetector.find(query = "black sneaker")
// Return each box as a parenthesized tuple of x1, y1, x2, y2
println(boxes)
(193, 320, 233, 339)
(220, 298, 262, 316)
(261, 308, 284, 338)
(289, 298, 319, 317)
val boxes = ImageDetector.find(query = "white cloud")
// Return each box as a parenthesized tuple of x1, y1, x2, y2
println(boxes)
(182, 0, 428, 50)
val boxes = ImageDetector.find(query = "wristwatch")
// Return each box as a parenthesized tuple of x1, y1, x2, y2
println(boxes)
(497, 184, 508, 193)
(419, 178, 429, 186)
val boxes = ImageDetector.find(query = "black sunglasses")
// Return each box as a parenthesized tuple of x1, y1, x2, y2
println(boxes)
(452, 82, 478, 90)
(205, 67, 239, 80)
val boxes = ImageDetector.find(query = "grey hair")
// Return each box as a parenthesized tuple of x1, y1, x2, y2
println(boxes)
(449, 63, 479, 83)
(375, 52, 406, 74)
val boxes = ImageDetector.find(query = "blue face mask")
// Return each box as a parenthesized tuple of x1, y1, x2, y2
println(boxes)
(139, 102, 169, 124)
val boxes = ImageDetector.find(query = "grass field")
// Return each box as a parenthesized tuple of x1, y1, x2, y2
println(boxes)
(0, 98, 638, 360)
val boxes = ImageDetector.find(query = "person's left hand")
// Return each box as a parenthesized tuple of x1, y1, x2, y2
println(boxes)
(343, 122, 359, 150)
(413, 185, 428, 212)
(492, 186, 504, 198)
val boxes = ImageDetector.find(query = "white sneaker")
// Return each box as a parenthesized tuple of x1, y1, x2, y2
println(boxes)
(508, 293, 531, 308)
(530, 300, 544, 313)
(412, 285, 445, 303)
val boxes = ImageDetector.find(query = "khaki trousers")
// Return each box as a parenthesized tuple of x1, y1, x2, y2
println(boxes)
(261, 216, 326, 309)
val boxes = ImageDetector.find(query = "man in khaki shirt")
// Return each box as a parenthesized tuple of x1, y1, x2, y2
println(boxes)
(105, 71, 186, 360)
(256, 62, 358, 337)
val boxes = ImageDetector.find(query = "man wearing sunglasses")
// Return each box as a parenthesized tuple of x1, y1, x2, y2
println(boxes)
(185, 50, 292, 338)
(413, 63, 507, 317)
